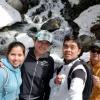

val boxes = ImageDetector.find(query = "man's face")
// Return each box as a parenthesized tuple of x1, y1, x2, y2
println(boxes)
(90, 48, 100, 64)
(34, 40, 51, 55)
(63, 40, 81, 61)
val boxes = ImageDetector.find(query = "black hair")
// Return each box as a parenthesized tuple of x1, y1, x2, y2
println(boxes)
(90, 40, 100, 50)
(7, 41, 25, 55)
(63, 34, 82, 49)
(67, 20, 80, 36)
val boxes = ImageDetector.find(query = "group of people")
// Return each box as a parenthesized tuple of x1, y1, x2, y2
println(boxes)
(0, 30, 100, 100)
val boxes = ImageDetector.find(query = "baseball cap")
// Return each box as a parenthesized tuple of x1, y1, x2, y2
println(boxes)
(90, 40, 100, 49)
(35, 30, 53, 44)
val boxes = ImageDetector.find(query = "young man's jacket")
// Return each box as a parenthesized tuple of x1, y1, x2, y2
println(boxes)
(19, 47, 54, 100)
(90, 62, 100, 100)
(49, 58, 87, 100)
(0, 58, 22, 100)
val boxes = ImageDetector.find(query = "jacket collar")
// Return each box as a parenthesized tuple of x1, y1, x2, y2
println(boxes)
(29, 47, 50, 59)
(64, 57, 78, 64)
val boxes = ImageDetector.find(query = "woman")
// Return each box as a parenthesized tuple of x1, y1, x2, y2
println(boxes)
(89, 40, 100, 100)
(0, 41, 25, 100)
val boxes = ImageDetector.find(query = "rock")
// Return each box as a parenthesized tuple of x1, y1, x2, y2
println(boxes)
(95, 0, 100, 4)
(79, 34, 96, 52)
(0, 31, 16, 52)
(0, 30, 34, 56)
(74, 5, 100, 31)
(15, 33, 34, 49)
(6, 0, 29, 14)
(61, 0, 95, 20)
(41, 17, 61, 31)
(90, 23, 100, 40)
(29, 0, 40, 8)
(0, 0, 22, 29)
(67, 20, 80, 36)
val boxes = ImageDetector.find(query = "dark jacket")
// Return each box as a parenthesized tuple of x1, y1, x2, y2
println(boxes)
(19, 47, 54, 100)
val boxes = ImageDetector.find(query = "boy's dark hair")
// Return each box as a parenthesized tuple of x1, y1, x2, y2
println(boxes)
(63, 34, 82, 49)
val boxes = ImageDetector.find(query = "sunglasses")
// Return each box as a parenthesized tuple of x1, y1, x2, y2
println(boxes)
(91, 48, 100, 54)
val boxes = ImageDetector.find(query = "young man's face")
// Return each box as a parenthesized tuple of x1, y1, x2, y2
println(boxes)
(90, 48, 100, 64)
(63, 40, 81, 61)
(34, 40, 51, 55)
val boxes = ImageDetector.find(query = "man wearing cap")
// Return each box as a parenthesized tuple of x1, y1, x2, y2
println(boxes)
(19, 30, 54, 100)
(89, 40, 100, 100)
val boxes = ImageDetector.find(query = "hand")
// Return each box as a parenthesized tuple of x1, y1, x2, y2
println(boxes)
(93, 75, 100, 85)
(0, 62, 4, 67)
(54, 74, 65, 85)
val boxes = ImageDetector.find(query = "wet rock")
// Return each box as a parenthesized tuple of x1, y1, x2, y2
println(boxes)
(90, 23, 100, 40)
(29, 0, 40, 8)
(61, 0, 95, 20)
(0, 30, 34, 54)
(67, 20, 80, 36)
(0, 0, 22, 29)
(74, 5, 100, 32)
(0, 31, 16, 52)
(79, 34, 96, 52)
(41, 17, 61, 31)
(15, 32, 34, 48)
(6, 0, 29, 14)
(95, 0, 100, 4)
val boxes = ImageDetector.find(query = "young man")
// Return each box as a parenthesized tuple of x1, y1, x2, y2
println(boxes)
(19, 30, 54, 100)
(89, 40, 100, 100)
(49, 34, 87, 100)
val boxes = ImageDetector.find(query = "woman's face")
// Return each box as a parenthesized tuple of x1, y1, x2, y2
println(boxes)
(8, 46, 25, 68)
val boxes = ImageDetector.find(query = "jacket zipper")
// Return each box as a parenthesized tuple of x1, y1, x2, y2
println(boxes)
(14, 72, 20, 100)
(29, 60, 38, 100)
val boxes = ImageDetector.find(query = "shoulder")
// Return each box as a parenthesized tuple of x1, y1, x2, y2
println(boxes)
(72, 59, 87, 73)
(0, 67, 6, 74)
(69, 60, 87, 79)
(25, 47, 35, 60)
(0, 67, 7, 83)
(70, 60, 87, 80)
(48, 56, 54, 61)
(47, 56, 54, 65)
(73, 64, 86, 73)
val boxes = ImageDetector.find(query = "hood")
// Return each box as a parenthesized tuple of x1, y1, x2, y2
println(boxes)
(0, 57, 19, 72)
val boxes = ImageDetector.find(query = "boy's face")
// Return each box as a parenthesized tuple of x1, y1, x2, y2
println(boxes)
(34, 40, 51, 56)
(63, 40, 81, 61)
